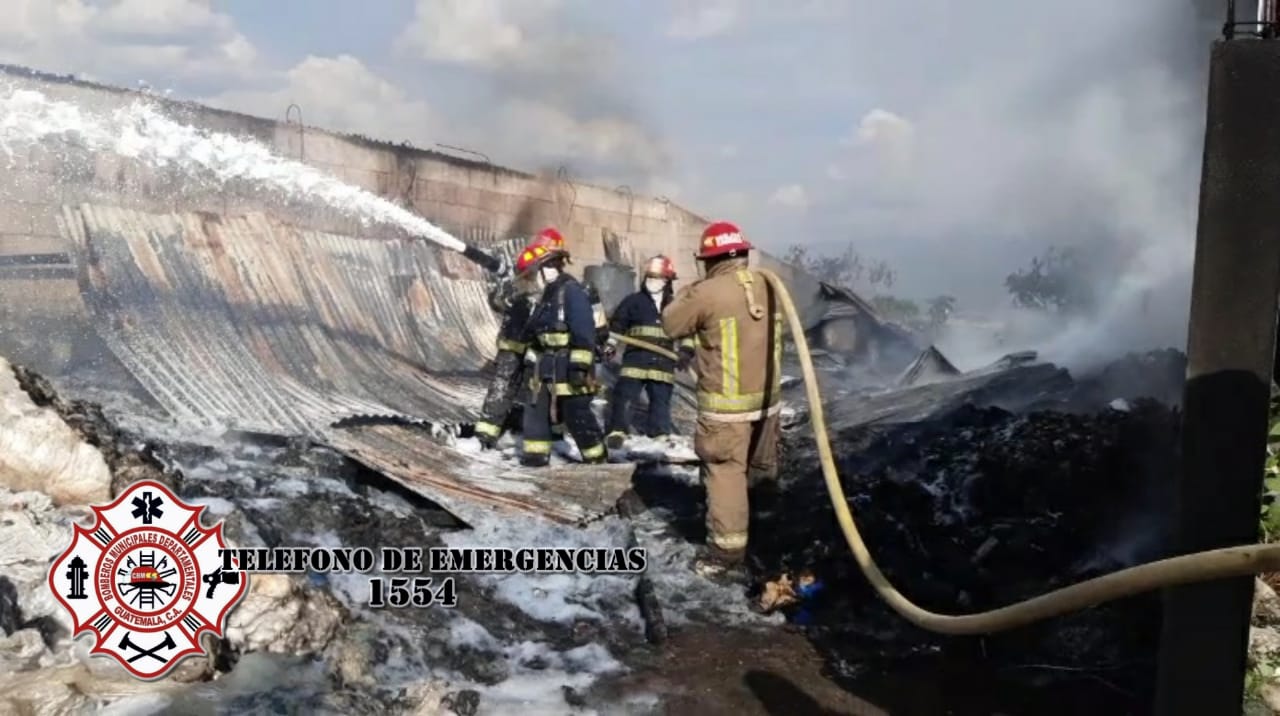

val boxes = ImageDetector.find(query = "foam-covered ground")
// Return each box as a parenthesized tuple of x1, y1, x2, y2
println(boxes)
(23, 376, 774, 715)
(11, 349, 1191, 715)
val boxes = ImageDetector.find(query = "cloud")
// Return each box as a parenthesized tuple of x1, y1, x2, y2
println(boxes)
(0, 0, 257, 87)
(484, 98, 668, 177)
(94, 0, 237, 41)
(395, 0, 668, 182)
(768, 184, 810, 210)
(395, 0, 566, 69)
(665, 0, 742, 40)
(845, 108, 914, 148)
(203, 52, 661, 182)
(204, 55, 440, 147)
(834, 108, 917, 188)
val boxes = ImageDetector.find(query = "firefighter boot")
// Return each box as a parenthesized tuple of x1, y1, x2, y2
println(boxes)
(475, 426, 499, 451)
(605, 431, 627, 451)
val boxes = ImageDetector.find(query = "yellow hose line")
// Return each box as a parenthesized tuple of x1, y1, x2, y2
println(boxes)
(607, 332, 699, 393)
(756, 267, 1280, 634)
(609, 332, 681, 361)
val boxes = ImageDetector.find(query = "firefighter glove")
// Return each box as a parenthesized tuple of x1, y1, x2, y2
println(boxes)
(487, 281, 512, 313)
(678, 347, 695, 371)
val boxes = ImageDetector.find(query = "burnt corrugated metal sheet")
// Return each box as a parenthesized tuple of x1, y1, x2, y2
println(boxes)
(328, 424, 635, 525)
(62, 204, 634, 525)
(64, 204, 498, 437)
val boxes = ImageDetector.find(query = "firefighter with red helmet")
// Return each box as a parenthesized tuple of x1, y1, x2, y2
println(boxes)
(661, 221, 783, 582)
(603, 254, 694, 449)
(475, 228, 569, 449)
(515, 230, 608, 466)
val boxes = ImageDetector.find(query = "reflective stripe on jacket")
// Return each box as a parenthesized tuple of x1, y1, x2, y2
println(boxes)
(608, 290, 692, 380)
(661, 257, 783, 422)
(495, 292, 534, 356)
(526, 275, 597, 397)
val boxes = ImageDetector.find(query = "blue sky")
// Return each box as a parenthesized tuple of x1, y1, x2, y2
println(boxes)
(0, 0, 1222, 309)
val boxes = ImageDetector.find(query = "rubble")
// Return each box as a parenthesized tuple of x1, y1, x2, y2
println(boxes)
(1259, 578, 1280, 624)
(12, 362, 178, 496)
(743, 383, 1182, 712)
(0, 357, 111, 505)
(225, 573, 348, 656)
(0, 490, 75, 630)
(0, 343, 1210, 713)
(1067, 348, 1188, 411)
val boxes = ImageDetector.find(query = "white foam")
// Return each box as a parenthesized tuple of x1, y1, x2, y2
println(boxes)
(0, 84, 467, 252)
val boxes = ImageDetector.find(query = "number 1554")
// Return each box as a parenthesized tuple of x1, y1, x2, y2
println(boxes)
(368, 577, 458, 608)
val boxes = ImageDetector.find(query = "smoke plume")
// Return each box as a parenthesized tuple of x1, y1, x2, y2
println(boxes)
(813, 0, 1225, 372)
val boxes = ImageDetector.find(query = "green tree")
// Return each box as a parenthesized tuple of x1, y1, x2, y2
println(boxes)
(926, 295, 957, 328)
(1004, 246, 1095, 314)
(784, 242, 896, 293)
(870, 295, 921, 324)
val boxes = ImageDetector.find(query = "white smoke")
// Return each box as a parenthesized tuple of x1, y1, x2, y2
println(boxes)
(807, 0, 1218, 372)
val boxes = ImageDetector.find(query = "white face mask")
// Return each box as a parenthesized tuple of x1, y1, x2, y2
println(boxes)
(644, 277, 666, 295)
(539, 266, 560, 285)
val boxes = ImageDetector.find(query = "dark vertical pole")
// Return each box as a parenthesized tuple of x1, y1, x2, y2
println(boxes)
(1154, 39, 1280, 716)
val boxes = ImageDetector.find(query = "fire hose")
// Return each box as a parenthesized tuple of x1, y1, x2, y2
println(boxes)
(613, 274, 1280, 633)
(750, 267, 1280, 634)
(607, 333, 699, 393)
(468, 237, 1280, 633)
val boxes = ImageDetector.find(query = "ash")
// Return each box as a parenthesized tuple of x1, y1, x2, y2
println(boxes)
(749, 388, 1180, 713)
(0, 348, 1190, 715)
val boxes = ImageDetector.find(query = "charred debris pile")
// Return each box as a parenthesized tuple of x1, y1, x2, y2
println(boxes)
(745, 348, 1187, 714)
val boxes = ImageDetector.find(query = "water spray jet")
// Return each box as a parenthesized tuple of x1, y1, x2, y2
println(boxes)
(0, 84, 506, 274)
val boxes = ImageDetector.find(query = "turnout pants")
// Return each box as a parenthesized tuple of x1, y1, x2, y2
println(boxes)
(475, 351, 525, 442)
(694, 412, 781, 555)
(522, 387, 606, 466)
(607, 377, 675, 437)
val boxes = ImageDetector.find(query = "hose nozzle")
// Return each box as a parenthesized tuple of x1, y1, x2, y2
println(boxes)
(462, 245, 504, 274)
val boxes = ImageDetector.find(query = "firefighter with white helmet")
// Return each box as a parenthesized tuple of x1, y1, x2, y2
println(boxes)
(661, 221, 783, 582)
(602, 254, 694, 449)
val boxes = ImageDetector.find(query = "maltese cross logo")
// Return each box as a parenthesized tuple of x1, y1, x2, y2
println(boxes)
(48, 480, 248, 680)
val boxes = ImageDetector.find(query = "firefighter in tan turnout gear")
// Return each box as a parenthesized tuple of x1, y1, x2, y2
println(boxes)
(661, 220, 783, 581)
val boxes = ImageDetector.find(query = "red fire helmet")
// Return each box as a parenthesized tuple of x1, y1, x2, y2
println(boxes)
(644, 254, 677, 280)
(514, 241, 565, 276)
(696, 221, 753, 260)
(530, 227, 565, 251)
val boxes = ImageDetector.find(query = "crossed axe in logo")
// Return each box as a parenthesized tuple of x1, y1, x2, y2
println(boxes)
(118, 631, 176, 663)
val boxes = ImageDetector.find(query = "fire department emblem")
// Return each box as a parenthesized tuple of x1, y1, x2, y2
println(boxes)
(47, 480, 248, 680)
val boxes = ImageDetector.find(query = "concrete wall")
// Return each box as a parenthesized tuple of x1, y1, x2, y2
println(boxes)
(0, 65, 710, 376)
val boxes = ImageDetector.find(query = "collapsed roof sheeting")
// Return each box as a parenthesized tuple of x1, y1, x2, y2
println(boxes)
(751, 252, 922, 371)
(897, 345, 962, 387)
(328, 424, 636, 526)
(64, 204, 496, 437)
(62, 204, 638, 525)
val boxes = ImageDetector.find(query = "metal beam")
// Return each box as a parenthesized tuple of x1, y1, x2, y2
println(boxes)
(1155, 38, 1280, 715)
